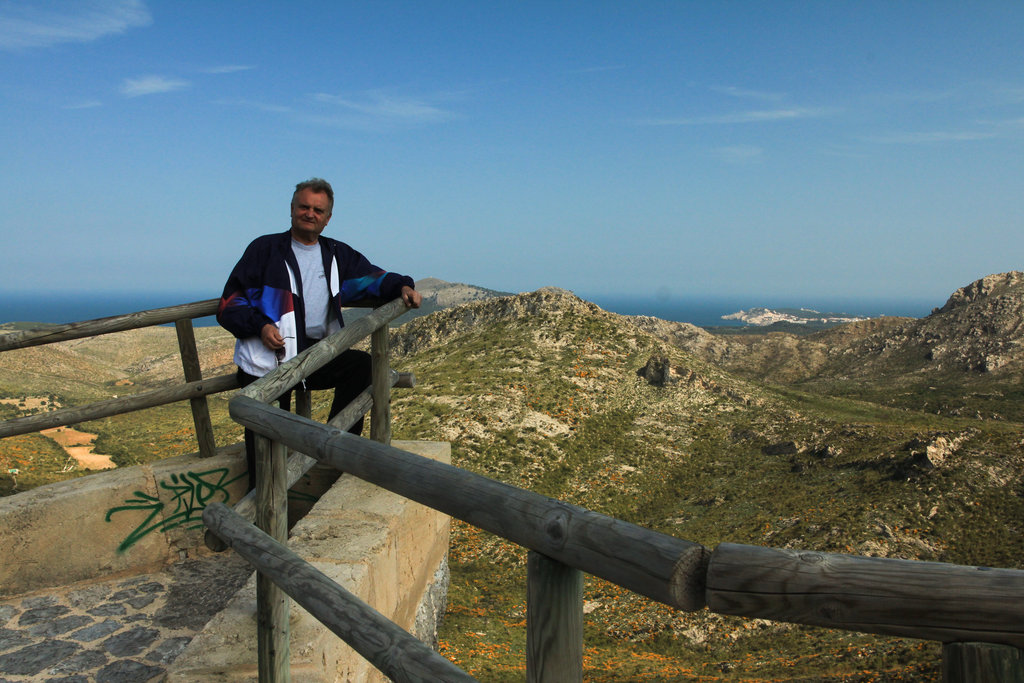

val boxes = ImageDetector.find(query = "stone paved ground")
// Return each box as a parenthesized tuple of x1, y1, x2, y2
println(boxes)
(0, 552, 253, 682)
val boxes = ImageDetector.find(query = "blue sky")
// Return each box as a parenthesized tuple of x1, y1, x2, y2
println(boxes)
(2, 1, 1023, 310)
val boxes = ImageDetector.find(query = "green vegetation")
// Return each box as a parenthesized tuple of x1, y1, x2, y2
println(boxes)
(0, 432, 83, 496)
(3, 289, 1023, 680)
(384, 292, 1021, 680)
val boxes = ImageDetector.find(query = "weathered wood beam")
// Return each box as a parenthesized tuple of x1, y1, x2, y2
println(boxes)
(370, 324, 391, 445)
(527, 551, 583, 683)
(706, 543, 1024, 648)
(0, 295, 391, 353)
(203, 502, 478, 682)
(204, 377, 388, 552)
(0, 373, 239, 439)
(255, 434, 290, 682)
(942, 642, 1024, 682)
(228, 396, 710, 611)
(175, 318, 217, 458)
(240, 297, 410, 406)
(0, 299, 220, 351)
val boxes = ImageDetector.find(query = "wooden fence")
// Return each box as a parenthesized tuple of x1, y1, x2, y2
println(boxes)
(4, 298, 1024, 682)
(203, 297, 1024, 683)
(0, 299, 229, 455)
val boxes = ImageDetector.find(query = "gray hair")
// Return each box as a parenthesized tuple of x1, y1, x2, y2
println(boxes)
(293, 178, 334, 214)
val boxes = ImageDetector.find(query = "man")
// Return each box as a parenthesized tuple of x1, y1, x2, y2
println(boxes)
(217, 178, 421, 487)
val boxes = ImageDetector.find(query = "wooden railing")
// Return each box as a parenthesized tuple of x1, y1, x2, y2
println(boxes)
(4, 298, 1023, 681)
(202, 297, 1024, 683)
(208, 394, 1024, 682)
(0, 299, 229, 455)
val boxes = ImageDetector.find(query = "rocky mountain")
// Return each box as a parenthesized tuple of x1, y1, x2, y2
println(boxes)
(4, 273, 1024, 679)
(830, 271, 1024, 376)
(628, 273, 1024, 420)
(382, 283, 1022, 680)
(341, 278, 511, 327)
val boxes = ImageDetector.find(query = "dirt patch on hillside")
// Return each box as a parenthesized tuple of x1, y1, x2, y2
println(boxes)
(41, 426, 116, 470)
(2, 396, 117, 470)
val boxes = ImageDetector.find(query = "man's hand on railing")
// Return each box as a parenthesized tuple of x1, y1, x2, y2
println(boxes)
(400, 286, 422, 309)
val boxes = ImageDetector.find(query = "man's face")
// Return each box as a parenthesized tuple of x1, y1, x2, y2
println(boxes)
(290, 188, 332, 244)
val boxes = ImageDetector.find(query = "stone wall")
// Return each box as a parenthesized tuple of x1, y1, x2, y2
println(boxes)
(166, 441, 452, 682)
(0, 444, 249, 597)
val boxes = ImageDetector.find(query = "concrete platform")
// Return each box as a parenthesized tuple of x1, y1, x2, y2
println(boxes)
(0, 551, 252, 682)
(0, 441, 452, 682)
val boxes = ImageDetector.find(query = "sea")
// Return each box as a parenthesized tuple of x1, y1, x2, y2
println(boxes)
(585, 295, 938, 327)
(0, 291, 937, 329)
(0, 292, 220, 328)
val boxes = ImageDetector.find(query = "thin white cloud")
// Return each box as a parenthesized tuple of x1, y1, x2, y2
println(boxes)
(0, 0, 151, 51)
(203, 65, 256, 75)
(313, 91, 456, 125)
(712, 145, 764, 164)
(710, 85, 785, 101)
(215, 98, 292, 114)
(994, 85, 1024, 103)
(120, 75, 189, 97)
(63, 100, 103, 110)
(865, 130, 997, 144)
(636, 107, 835, 126)
(562, 65, 627, 75)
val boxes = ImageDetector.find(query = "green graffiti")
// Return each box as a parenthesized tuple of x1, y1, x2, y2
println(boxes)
(106, 468, 246, 552)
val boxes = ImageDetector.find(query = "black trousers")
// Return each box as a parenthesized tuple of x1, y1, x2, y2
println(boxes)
(236, 348, 372, 490)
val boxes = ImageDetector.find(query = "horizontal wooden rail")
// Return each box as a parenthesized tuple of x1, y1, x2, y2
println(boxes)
(0, 296, 390, 353)
(228, 395, 710, 611)
(203, 502, 478, 683)
(0, 373, 239, 439)
(204, 369, 414, 552)
(706, 543, 1024, 648)
(0, 299, 220, 351)
(240, 297, 410, 405)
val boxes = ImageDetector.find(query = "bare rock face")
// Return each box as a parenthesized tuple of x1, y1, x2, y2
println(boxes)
(829, 272, 1024, 376)
(390, 288, 606, 358)
(936, 271, 1024, 314)
(627, 316, 732, 365)
(919, 272, 1024, 373)
(638, 355, 674, 386)
(903, 432, 971, 469)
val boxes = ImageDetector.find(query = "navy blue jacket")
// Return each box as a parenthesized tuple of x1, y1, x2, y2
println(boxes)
(217, 230, 414, 376)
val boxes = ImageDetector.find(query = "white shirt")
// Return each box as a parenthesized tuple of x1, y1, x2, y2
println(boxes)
(291, 239, 331, 340)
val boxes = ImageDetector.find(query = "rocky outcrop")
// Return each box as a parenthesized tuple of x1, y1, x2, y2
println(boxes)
(838, 272, 1024, 375)
(638, 355, 674, 386)
(390, 287, 607, 358)
(627, 316, 733, 365)
(414, 277, 511, 309)
(936, 272, 1024, 314)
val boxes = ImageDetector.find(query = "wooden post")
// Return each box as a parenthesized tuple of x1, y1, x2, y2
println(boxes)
(255, 434, 290, 682)
(206, 378, 398, 552)
(174, 319, 217, 457)
(370, 324, 391, 445)
(527, 551, 583, 682)
(294, 388, 311, 419)
(943, 642, 1024, 682)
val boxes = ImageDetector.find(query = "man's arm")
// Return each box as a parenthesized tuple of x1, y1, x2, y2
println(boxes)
(217, 238, 278, 340)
